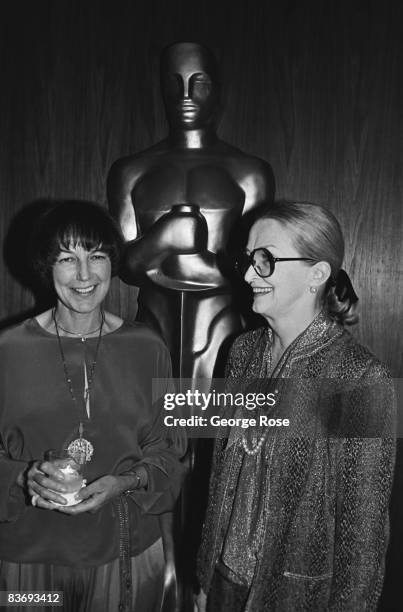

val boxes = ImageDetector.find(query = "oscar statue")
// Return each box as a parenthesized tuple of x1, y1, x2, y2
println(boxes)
(107, 41, 274, 381)
(107, 42, 275, 611)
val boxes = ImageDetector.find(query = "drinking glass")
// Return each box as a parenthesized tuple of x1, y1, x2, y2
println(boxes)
(45, 449, 86, 506)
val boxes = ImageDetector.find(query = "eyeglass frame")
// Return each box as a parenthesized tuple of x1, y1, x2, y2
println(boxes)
(236, 247, 317, 278)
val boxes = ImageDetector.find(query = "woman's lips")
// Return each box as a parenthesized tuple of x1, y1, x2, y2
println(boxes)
(71, 285, 96, 295)
(252, 287, 273, 295)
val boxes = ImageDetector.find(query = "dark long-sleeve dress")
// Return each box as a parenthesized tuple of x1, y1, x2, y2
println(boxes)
(0, 318, 186, 610)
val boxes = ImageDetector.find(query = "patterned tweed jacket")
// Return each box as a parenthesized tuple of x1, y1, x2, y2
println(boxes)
(197, 312, 395, 611)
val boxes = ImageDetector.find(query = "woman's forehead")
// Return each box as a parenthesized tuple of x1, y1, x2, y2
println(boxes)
(57, 239, 102, 252)
(248, 219, 293, 249)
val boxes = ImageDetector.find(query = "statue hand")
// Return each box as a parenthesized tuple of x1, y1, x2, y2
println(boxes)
(137, 204, 208, 255)
(147, 252, 229, 291)
(123, 205, 213, 283)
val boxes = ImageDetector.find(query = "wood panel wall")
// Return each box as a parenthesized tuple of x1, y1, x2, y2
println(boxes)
(0, 0, 401, 374)
(0, 1, 402, 607)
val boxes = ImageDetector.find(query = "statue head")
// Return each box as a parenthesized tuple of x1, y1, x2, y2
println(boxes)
(161, 42, 220, 130)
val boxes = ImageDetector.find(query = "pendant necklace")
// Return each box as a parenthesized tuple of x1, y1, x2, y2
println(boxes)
(53, 308, 105, 464)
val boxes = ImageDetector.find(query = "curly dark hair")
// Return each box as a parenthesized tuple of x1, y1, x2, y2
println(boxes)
(31, 200, 124, 287)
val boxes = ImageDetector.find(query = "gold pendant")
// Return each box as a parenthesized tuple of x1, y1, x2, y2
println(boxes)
(67, 438, 94, 465)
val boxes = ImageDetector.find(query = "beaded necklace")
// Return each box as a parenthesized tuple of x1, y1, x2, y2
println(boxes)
(238, 311, 334, 456)
(52, 308, 105, 464)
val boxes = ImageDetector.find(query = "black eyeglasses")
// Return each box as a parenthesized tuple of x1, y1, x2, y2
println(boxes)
(235, 248, 317, 278)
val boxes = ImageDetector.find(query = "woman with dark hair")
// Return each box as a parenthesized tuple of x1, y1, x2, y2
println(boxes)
(0, 201, 186, 611)
(196, 201, 395, 611)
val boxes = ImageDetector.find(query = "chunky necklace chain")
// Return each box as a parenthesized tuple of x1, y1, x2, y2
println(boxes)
(52, 308, 105, 417)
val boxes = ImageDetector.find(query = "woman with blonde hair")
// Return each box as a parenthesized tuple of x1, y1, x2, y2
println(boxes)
(196, 201, 395, 611)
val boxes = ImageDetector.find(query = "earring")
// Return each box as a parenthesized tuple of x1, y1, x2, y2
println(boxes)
(310, 287, 317, 293)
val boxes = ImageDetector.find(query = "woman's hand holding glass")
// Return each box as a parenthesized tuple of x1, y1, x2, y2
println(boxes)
(26, 461, 71, 509)
(57, 472, 144, 515)
(56, 475, 124, 514)
(23, 454, 146, 514)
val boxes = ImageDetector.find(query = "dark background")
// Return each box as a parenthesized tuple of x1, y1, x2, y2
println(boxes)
(0, 1, 401, 609)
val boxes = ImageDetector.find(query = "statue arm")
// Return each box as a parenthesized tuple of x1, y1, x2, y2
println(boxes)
(107, 158, 171, 284)
(107, 159, 140, 241)
(107, 159, 240, 291)
(241, 158, 275, 213)
(108, 161, 227, 290)
(119, 210, 213, 287)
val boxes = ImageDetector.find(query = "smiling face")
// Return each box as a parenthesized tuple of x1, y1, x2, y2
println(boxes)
(52, 243, 111, 316)
(245, 219, 316, 323)
(161, 43, 219, 130)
